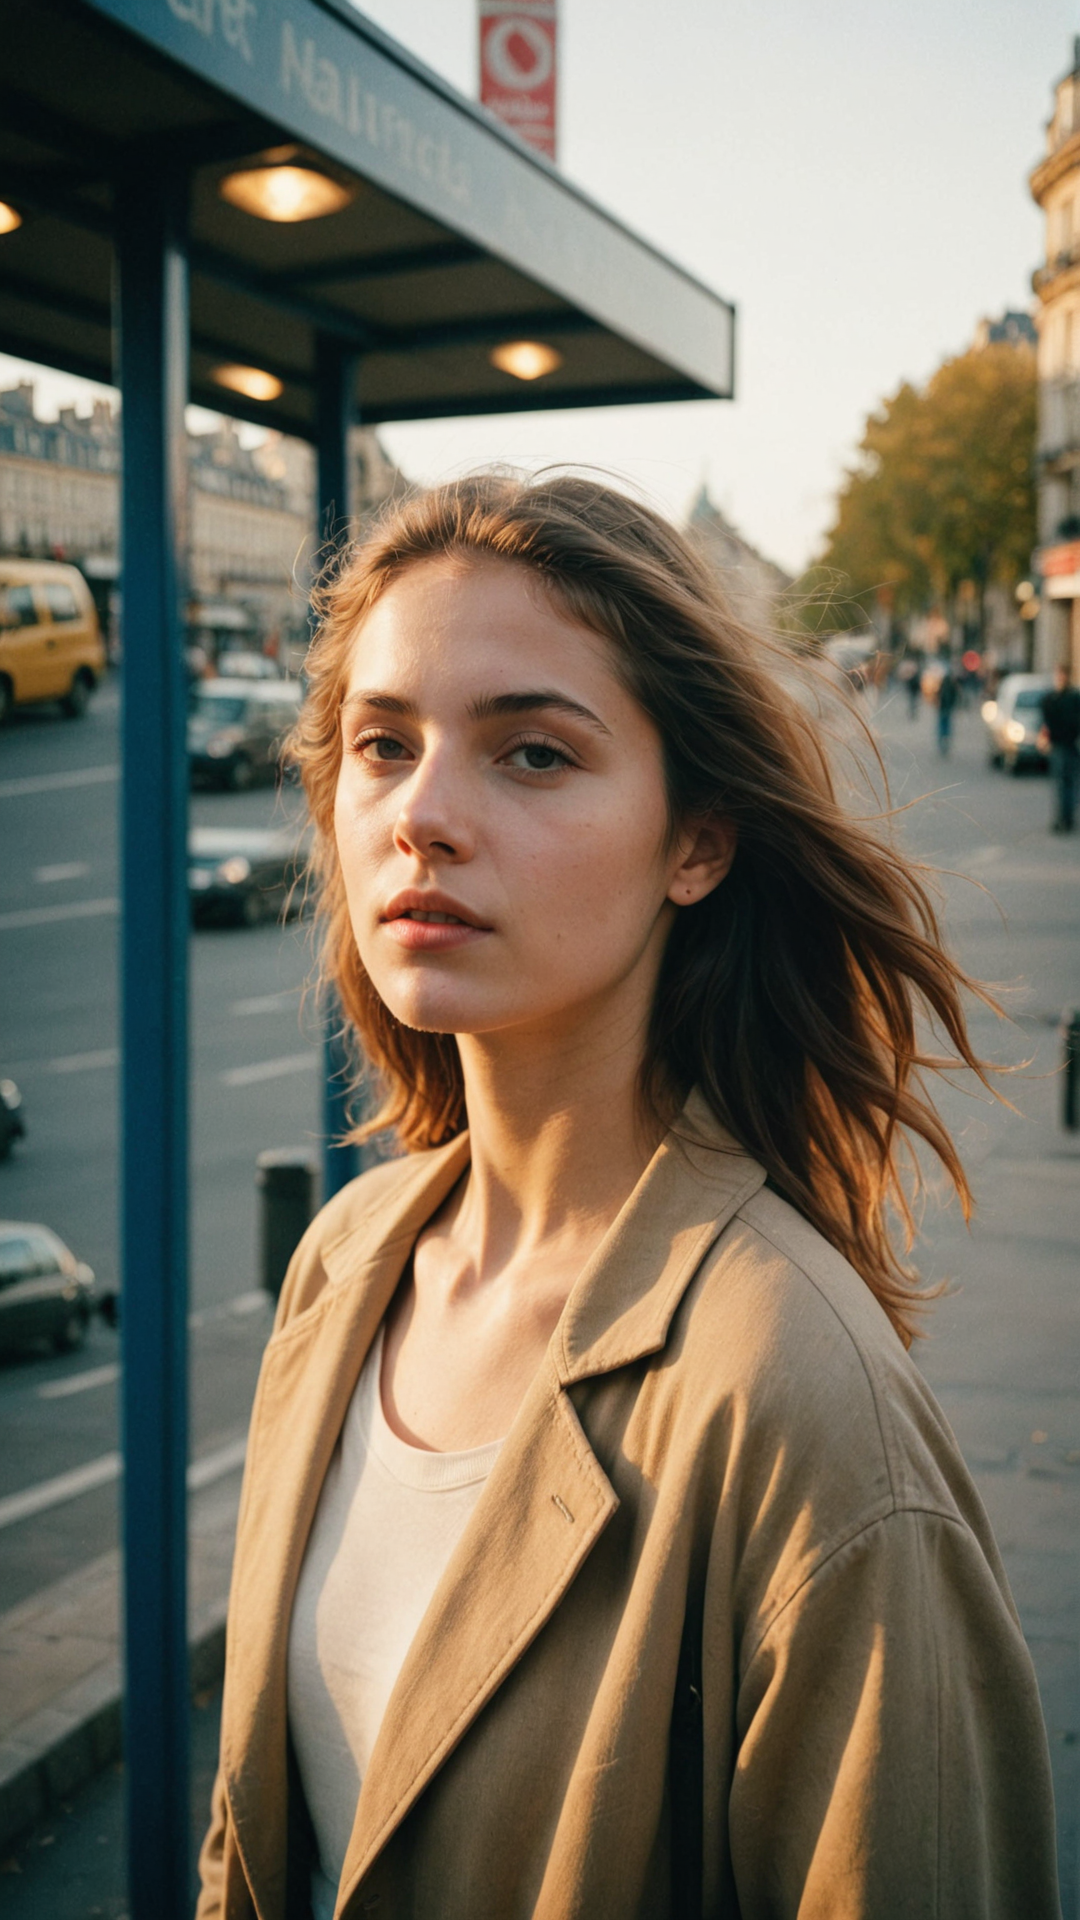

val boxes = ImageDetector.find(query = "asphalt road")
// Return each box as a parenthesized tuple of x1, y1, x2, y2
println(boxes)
(0, 676, 322, 1611)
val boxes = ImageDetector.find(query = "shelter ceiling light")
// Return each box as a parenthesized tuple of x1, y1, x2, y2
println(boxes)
(0, 202, 23, 236)
(218, 164, 354, 223)
(489, 340, 563, 381)
(211, 364, 284, 404)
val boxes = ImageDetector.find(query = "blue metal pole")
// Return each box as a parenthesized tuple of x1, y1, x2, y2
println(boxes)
(315, 334, 362, 1201)
(115, 167, 192, 1917)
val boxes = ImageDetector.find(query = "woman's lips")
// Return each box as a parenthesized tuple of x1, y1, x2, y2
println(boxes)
(382, 909, 490, 952)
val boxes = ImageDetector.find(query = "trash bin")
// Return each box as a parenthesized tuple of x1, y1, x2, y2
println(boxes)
(256, 1148, 318, 1300)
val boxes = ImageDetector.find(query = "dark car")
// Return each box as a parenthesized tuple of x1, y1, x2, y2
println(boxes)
(187, 678, 301, 791)
(0, 1078, 25, 1160)
(188, 823, 311, 927)
(0, 1221, 98, 1354)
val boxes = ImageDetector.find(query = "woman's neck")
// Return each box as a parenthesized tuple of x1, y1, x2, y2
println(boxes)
(451, 1006, 664, 1283)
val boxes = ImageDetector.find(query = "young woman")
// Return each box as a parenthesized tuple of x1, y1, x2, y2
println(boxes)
(198, 475, 1059, 1919)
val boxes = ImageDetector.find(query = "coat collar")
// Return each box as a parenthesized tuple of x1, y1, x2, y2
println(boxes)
(223, 1095, 765, 1919)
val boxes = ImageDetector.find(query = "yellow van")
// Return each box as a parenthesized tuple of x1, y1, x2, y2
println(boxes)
(0, 560, 107, 722)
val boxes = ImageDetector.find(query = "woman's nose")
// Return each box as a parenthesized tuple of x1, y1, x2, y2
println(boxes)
(393, 754, 475, 864)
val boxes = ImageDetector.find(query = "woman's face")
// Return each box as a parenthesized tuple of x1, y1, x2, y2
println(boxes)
(334, 556, 725, 1046)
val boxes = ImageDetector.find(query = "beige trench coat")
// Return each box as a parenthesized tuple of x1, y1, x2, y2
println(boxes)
(197, 1099, 1060, 1919)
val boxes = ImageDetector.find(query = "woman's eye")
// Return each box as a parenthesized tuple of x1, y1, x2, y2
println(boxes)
(354, 733, 409, 763)
(505, 740, 571, 773)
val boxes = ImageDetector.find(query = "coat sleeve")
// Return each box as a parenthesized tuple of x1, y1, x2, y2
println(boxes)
(195, 1763, 229, 1918)
(726, 1507, 1061, 1919)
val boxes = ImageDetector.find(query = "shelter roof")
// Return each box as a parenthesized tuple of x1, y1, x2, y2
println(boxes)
(0, 0, 735, 437)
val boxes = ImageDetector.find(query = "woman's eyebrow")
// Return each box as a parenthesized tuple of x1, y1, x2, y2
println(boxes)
(468, 690, 612, 735)
(340, 691, 413, 716)
(340, 688, 612, 735)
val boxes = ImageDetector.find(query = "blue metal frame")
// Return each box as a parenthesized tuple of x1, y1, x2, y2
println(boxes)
(316, 333, 363, 1202)
(116, 168, 193, 1916)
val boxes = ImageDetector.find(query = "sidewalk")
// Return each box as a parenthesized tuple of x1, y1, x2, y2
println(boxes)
(0, 1470, 241, 1854)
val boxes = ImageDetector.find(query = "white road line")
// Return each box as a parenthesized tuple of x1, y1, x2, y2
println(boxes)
(48, 1047, 120, 1074)
(0, 1452, 121, 1530)
(229, 1289, 267, 1316)
(221, 1051, 314, 1087)
(0, 896, 119, 931)
(39, 1363, 120, 1400)
(187, 1436, 247, 1490)
(230, 991, 296, 1017)
(0, 764, 119, 800)
(0, 1433, 248, 1532)
(35, 861, 92, 884)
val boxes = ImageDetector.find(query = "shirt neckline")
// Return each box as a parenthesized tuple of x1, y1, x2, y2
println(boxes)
(361, 1326, 505, 1491)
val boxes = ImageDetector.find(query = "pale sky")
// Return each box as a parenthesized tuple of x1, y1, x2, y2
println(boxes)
(1, 0, 1073, 573)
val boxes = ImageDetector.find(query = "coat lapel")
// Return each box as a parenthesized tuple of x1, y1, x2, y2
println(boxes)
(337, 1097, 766, 1908)
(221, 1135, 471, 1920)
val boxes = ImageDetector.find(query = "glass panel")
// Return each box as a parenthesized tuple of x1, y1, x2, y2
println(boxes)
(0, 584, 40, 628)
(43, 581, 80, 622)
(0, 1236, 34, 1282)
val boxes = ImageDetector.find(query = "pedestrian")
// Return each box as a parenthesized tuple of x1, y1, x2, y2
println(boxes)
(936, 660, 959, 754)
(1038, 661, 1080, 832)
(197, 475, 1059, 1920)
(898, 652, 921, 718)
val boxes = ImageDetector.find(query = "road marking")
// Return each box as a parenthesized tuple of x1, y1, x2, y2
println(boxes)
(0, 896, 119, 930)
(230, 1289, 267, 1316)
(0, 1434, 248, 1532)
(230, 991, 296, 1016)
(0, 1452, 121, 1530)
(48, 1047, 120, 1074)
(0, 764, 119, 800)
(221, 1051, 314, 1087)
(187, 1436, 248, 1490)
(35, 861, 92, 884)
(39, 1363, 120, 1400)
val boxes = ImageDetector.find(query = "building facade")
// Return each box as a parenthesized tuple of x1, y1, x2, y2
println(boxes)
(0, 381, 404, 661)
(686, 485, 792, 631)
(1030, 40, 1080, 677)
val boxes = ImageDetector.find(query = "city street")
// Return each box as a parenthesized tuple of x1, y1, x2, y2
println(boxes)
(0, 677, 320, 1612)
(1, 676, 1079, 1911)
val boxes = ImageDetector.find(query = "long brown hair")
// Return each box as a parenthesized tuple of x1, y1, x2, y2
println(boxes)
(289, 472, 992, 1346)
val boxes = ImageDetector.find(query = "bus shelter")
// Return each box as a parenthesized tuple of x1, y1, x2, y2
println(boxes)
(0, 3, 735, 1909)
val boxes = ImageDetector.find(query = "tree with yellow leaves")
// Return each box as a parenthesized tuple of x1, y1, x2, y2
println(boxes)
(816, 340, 1036, 638)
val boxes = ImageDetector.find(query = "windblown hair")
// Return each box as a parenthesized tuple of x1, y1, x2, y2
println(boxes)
(289, 471, 992, 1347)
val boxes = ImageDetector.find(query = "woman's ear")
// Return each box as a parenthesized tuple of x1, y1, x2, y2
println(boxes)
(666, 817, 737, 907)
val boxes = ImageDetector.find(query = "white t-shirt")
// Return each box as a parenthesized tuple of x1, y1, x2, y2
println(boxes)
(287, 1326, 504, 1920)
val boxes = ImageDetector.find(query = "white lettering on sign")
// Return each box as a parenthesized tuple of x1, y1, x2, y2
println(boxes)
(280, 20, 471, 206)
(167, 0, 256, 62)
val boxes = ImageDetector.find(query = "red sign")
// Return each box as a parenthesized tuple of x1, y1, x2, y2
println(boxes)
(479, 2, 557, 163)
(1039, 541, 1080, 576)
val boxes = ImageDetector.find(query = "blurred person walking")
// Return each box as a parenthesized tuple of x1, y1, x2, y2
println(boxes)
(197, 475, 1059, 1920)
(1038, 663, 1080, 832)
(898, 653, 921, 718)
(936, 662, 959, 755)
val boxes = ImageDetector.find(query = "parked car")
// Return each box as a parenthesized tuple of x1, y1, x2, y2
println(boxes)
(0, 559, 107, 722)
(0, 1221, 98, 1354)
(213, 650, 282, 681)
(187, 678, 301, 790)
(982, 672, 1054, 773)
(188, 823, 311, 926)
(0, 1079, 25, 1161)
